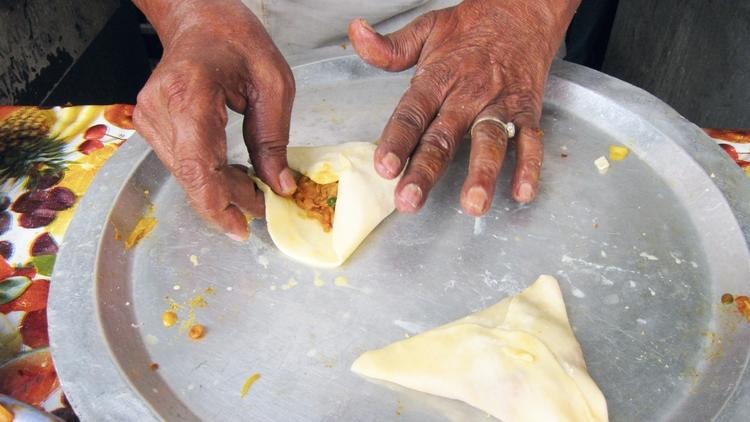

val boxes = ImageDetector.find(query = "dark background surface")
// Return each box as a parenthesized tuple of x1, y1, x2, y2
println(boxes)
(0, 0, 747, 127)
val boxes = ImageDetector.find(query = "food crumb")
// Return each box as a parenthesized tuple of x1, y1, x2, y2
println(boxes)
(721, 293, 734, 304)
(334, 276, 349, 287)
(594, 156, 610, 174)
(281, 278, 298, 290)
(149, 362, 159, 371)
(125, 206, 157, 249)
(113, 226, 122, 241)
(173, 285, 181, 291)
(313, 271, 326, 287)
(561, 153, 568, 158)
(609, 145, 630, 161)
(735, 296, 750, 322)
(189, 255, 199, 266)
(240, 373, 262, 398)
(162, 311, 177, 327)
(188, 324, 205, 340)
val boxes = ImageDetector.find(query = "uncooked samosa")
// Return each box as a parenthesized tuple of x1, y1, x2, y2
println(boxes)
(253, 142, 398, 268)
(351, 275, 608, 422)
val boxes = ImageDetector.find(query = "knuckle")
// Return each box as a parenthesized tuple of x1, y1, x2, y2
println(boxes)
(474, 157, 502, 176)
(162, 74, 191, 108)
(174, 158, 213, 193)
(410, 157, 441, 186)
(414, 61, 453, 88)
(420, 137, 454, 166)
(391, 103, 430, 132)
(521, 156, 543, 174)
(256, 64, 296, 100)
(422, 124, 458, 157)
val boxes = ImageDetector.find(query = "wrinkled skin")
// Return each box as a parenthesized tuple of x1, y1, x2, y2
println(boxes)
(349, 0, 577, 215)
(132, 0, 297, 240)
(133, 0, 577, 239)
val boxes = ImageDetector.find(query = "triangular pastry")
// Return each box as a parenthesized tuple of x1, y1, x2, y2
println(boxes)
(351, 275, 608, 421)
(254, 142, 398, 268)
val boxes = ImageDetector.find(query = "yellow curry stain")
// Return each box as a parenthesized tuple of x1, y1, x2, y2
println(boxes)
(313, 271, 326, 287)
(240, 373, 262, 398)
(334, 276, 349, 287)
(125, 206, 157, 249)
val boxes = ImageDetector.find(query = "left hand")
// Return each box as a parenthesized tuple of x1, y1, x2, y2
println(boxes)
(348, 0, 578, 215)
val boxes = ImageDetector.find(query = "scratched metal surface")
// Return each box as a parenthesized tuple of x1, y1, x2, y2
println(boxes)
(49, 57, 750, 421)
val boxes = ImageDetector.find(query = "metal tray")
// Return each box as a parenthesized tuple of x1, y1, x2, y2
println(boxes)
(49, 56, 750, 421)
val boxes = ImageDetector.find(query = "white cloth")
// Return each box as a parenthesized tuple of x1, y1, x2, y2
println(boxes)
(240, 0, 461, 65)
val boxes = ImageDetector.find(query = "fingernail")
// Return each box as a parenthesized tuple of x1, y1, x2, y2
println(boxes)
(227, 232, 246, 242)
(399, 183, 423, 210)
(465, 186, 488, 215)
(279, 168, 297, 195)
(381, 152, 401, 177)
(517, 183, 534, 203)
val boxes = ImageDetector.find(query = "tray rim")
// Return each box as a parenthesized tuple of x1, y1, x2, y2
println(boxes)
(48, 56, 750, 421)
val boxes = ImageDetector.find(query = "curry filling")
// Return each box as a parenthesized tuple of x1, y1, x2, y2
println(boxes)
(292, 175, 338, 232)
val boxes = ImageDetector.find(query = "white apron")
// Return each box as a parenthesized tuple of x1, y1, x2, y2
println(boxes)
(240, 0, 461, 65)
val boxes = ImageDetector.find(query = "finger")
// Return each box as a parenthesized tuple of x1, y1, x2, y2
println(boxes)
(225, 165, 265, 218)
(244, 63, 297, 197)
(495, 90, 544, 204)
(512, 126, 544, 204)
(374, 70, 449, 179)
(168, 100, 252, 240)
(348, 13, 436, 72)
(395, 100, 474, 213)
(460, 104, 511, 216)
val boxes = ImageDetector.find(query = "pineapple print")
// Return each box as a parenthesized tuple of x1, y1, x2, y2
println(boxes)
(0, 107, 67, 190)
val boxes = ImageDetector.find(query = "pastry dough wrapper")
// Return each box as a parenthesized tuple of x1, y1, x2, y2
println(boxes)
(351, 275, 608, 422)
(253, 142, 398, 268)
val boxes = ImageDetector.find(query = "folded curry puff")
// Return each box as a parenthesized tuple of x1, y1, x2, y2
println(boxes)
(252, 142, 399, 268)
(351, 275, 608, 422)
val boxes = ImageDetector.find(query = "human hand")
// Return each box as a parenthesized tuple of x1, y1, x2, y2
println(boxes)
(349, 0, 579, 216)
(132, 0, 297, 240)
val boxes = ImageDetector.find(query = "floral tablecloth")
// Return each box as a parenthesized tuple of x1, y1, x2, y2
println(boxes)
(0, 105, 748, 419)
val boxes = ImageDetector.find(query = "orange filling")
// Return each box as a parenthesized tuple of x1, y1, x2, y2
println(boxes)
(292, 175, 338, 232)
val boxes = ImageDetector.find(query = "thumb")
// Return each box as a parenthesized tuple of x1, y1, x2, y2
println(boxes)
(348, 14, 435, 72)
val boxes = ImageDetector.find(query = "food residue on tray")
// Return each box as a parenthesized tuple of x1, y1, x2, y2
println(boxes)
(149, 362, 159, 371)
(189, 254, 199, 266)
(162, 311, 177, 327)
(594, 156, 610, 174)
(163, 286, 215, 340)
(721, 293, 750, 323)
(735, 295, 750, 322)
(609, 145, 630, 161)
(240, 373, 262, 398)
(313, 271, 326, 287)
(281, 278, 298, 290)
(125, 205, 156, 249)
(188, 324, 205, 340)
(292, 175, 338, 232)
(334, 276, 349, 287)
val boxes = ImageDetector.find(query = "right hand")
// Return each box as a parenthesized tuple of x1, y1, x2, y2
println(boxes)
(133, 0, 297, 241)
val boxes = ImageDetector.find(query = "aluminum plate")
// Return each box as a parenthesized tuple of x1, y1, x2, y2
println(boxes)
(49, 56, 750, 421)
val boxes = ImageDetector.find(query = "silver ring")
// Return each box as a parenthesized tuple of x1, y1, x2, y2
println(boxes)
(470, 116, 516, 139)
